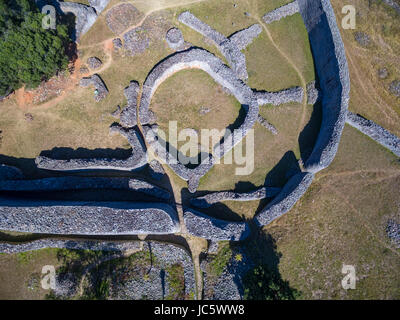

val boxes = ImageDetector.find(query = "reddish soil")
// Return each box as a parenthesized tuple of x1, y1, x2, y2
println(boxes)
(14, 58, 88, 109)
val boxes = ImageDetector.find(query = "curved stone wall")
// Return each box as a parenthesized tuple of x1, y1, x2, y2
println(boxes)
(184, 209, 250, 241)
(140, 48, 258, 192)
(255, 172, 314, 226)
(178, 11, 248, 80)
(0, 199, 180, 235)
(298, 0, 350, 173)
(228, 24, 262, 51)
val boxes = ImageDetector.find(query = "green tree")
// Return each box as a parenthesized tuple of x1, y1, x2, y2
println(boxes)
(0, 0, 70, 96)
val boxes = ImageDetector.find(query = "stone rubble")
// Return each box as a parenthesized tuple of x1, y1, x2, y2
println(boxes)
(123, 27, 150, 57)
(386, 219, 400, 248)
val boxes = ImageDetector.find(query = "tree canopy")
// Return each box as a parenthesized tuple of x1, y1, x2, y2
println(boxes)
(0, 0, 70, 96)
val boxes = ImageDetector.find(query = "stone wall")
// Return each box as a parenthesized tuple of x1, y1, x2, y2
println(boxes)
(178, 11, 249, 80)
(346, 111, 400, 157)
(191, 186, 281, 208)
(80, 74, 109, 102)
(88, 0, 110, 14)
(263, 1, 300, 24)
(36, 126, 147, 172)
(0, 239, 141, 254)
(255, 172, 314, 226)
(57, 1, 98, 42)
(120, 81, 140, 127)
(0, 177, 170, 200)
(298, 0, 350, 174)
(228, 24, 262, 51)
(139, 48, 258, 192)
(184, 209, 250, 241)
(0, 199, 180, 235)
(254, 86, 304, 106)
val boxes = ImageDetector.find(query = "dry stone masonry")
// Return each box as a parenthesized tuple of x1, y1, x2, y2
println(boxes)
(0, 239, 141, 254)
(80, 74, 109, 102)
(346, 111, 400, 157)
(254, 86, 304, 106)
(139, 47, 259, 192)
(36, 125, 147, 172)
(255, 172, 314, 226)
(120, 81, 140, 127)
(0, 199, 180, 235)
(184, 209, 250, 241)
(228, 24, 262, 51)
(165, 27, 185, 50)
(299, 0, 350, 174)
(0, 177, 170, 200)
(263, 0, 300, 24)
(191, 186, 281, 208)
(178, 11, 254, 80)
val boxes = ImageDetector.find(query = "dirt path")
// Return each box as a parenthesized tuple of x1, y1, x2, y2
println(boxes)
(79, 0, 207, 51)
(345, 41, 400, 127)
(252, 13, 308, 154)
